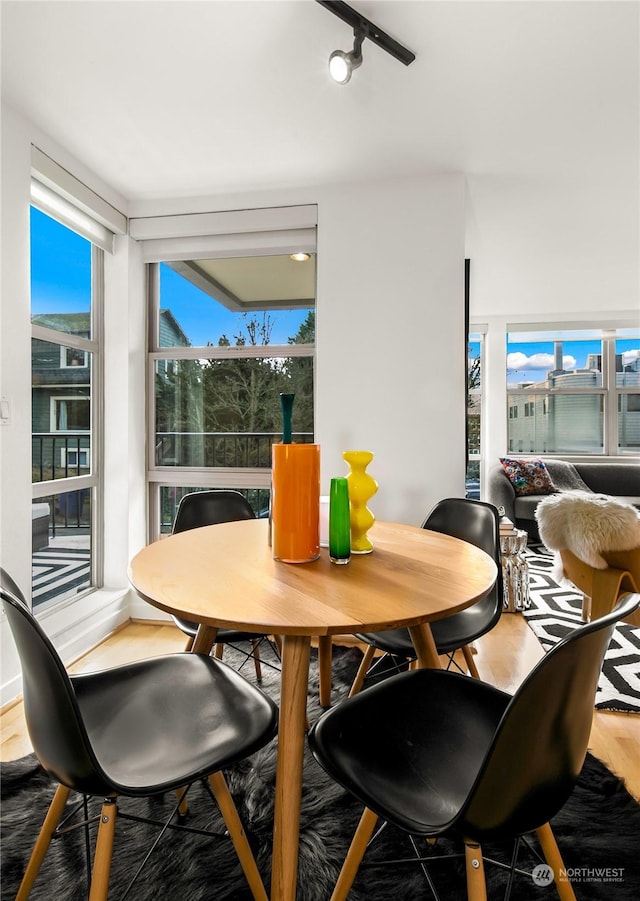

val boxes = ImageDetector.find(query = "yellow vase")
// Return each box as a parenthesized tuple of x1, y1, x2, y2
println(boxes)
(343, 450, 378, 554)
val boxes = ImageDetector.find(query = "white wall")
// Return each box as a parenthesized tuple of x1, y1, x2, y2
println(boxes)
(1, 105, 136, 703)
(315, 176, 466, 524)
(1, 101, 468, 695)
(466, 174, 639, 317)
(1, 106, 33, 692)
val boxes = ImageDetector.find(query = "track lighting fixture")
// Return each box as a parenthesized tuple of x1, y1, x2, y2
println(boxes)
(318, 0, 415, 85)
(329, 26, 365, 84)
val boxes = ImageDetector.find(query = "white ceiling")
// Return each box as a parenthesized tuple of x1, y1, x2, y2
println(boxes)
(1, 0, 638, 207)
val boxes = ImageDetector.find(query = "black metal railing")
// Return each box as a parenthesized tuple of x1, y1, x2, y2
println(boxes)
(32, 432, 91, 482)
(155, 431, 314, 468)
(32, 433, 91, 539)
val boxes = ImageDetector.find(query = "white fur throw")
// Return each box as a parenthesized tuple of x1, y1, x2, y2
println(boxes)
(535, 490, 640, 570)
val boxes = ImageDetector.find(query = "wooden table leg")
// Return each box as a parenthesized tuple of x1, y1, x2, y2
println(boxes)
(408, 623, 441, 669)
(271, 634, 311, 901)
(191, 624, 218, 655)
(317, 635, 333, 707)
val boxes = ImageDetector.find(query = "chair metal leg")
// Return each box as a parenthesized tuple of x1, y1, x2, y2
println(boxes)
(16, 783, 71, 901)
(330, 807, 379, 901)
(89, 797, 117, 901)
(208, 770, 269, 901)
(348, 644, 376, 697)
(535, 822, 577, 901)
(464, 839, 488, 901)
(461, 644, 481, 678)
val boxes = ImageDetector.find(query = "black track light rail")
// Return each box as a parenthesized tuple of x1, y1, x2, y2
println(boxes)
(316, 0, 416, 67)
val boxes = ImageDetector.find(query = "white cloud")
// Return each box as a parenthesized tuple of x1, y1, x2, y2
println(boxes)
(507, 353, 577, 372)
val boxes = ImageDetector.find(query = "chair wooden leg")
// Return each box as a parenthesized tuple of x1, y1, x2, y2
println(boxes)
(16, 783, 71, 901)
(89, 797, 117, 901)
(250, 638, 263, 681)
(464, 839, 488, 901)
(330, 807, 379, 901)
(176, 786, 189, 817)
(318, 635, 333, 707)
(536, 822, 577, 901)
(348, 644, 376, 697)
(208, 770, 269, 901)
(462, 644, 481, 678)
(184, 635, 194, 652)
(214, 643, 224, 659)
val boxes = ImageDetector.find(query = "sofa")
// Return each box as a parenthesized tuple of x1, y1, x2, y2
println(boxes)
(486, 458, 640, 540)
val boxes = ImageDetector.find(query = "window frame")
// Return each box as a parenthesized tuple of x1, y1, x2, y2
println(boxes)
(30, 225, 104, 608)
(140, 208, 318, 541)
(505, 326, 639, 457)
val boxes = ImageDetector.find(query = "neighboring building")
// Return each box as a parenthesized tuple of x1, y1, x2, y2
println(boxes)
(32, 313, 91, 481)
(507, 352, 640, 454)
(32, 310, 189, 482)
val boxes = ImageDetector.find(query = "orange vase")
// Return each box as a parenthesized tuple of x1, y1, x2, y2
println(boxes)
(271, 443, 320, 563)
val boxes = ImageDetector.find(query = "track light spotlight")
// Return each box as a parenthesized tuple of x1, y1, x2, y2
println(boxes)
(318, 1, 415, 85)
(329, 26, 365, 84)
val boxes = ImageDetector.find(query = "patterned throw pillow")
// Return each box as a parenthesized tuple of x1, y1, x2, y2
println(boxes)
(499, 457, 556, 496)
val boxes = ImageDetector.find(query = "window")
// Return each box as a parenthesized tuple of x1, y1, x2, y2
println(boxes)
(60, 347, 88, 368)
(506, 328, 640, 455)
(140, 208, 318, 539)
(60, 447, 90, 469)
(29, 147, 126, 610)
(466, 331, 483, 499)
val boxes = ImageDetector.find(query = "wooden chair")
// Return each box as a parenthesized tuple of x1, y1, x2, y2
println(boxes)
(559, 546, 640, 626)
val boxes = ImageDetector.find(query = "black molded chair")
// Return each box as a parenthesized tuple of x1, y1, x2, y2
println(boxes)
(170, 490, 280, 679)
(1, 578, 278, 901)
(309, 592, 640, 901)
(350, 497, 503, 694)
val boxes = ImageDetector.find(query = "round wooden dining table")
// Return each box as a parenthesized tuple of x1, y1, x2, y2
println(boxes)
(129, 518, 498, 901)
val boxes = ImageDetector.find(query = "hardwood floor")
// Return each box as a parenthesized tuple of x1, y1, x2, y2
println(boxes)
(1, 615, 638, 800)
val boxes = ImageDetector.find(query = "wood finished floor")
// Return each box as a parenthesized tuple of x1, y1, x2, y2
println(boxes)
(1, 614, 638, 801)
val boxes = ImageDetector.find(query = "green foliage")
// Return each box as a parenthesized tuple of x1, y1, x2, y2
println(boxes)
(155, 311, 315, 467)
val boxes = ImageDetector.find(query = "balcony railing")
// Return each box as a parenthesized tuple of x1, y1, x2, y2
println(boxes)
(155, 430, 314, 468)
(32, 432, 90, 482)
(32, 433, 91, 539)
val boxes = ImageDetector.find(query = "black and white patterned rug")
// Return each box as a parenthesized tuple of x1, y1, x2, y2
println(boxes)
(31, 545, 91, 608)
(524, 544, 640, 713)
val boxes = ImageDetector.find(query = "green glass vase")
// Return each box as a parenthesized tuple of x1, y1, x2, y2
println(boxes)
(329, 477, 351, 564)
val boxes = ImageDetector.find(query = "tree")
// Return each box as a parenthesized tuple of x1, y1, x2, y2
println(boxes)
(284, 311, 315, 434)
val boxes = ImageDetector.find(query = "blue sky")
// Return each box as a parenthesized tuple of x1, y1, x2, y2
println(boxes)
(30, 208, 309, 344)
(30, 207, 91, 313)
(504, 338, 640, 384)
(159, 264, 310, 347)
